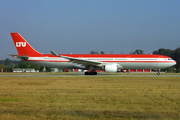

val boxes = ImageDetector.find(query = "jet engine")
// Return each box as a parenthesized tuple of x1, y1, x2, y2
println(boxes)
(104, 64, 118, 73)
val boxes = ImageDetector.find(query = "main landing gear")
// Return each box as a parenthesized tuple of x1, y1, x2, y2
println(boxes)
(84, 70, 97, 75)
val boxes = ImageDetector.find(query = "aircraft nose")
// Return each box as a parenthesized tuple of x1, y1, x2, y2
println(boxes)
(173, 60, 176, 66)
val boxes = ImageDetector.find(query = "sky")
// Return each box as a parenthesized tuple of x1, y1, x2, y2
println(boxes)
(0, 0, 180, 60)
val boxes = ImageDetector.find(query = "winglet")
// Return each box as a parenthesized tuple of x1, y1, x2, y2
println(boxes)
(50, 51, 60, 57)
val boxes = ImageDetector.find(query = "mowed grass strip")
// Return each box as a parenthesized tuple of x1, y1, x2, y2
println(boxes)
(0, 76, 179, 120)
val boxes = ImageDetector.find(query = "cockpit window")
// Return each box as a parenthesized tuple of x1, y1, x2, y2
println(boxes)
(168, 58, 172, 60)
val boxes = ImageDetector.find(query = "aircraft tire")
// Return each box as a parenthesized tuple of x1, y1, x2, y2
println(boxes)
(90, 72, 94, 75)
(85, 72, 89, 75)
(85, 71, 97, 75)
(157, 72, 160, 75)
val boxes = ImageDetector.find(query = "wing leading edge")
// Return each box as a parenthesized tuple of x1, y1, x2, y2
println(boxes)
(50, 51, 103, 66)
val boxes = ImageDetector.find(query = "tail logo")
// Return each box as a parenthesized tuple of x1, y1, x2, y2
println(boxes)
(16, 42, 26, 47)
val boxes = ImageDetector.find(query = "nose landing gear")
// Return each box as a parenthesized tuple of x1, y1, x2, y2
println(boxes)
(157, 69, 160, 75)
(157, 72, 160, 75)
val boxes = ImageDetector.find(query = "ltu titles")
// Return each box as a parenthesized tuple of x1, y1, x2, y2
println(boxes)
(16, 42, 26, 47)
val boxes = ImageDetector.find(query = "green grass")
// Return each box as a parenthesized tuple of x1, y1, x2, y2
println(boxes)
(0, 76, 179, 120)
(0, 98, 21, 102)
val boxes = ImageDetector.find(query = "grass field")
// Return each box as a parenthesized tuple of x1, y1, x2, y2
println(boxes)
(0, 74, 179, 119)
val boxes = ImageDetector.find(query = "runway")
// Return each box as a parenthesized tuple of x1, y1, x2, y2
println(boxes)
(0, 73, 180, 77)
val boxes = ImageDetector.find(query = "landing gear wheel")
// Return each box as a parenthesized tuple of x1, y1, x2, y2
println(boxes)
(85, 72, 89, 75)
(90, 72, 94, 75)
(94, 72, 97, 75)
(84, 71, 97, 75)
(91, 71, 97, 75)
(157, 72, 160, 75)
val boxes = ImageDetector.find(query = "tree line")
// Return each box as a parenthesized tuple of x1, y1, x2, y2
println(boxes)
(0, 59, 50, 72)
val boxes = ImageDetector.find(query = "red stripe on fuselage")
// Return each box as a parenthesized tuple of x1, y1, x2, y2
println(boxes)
(39, 54, 170, 58)
(26, 60, 174, 63)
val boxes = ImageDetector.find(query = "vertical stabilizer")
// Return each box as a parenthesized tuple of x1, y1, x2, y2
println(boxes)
(10, 33, 42, 56)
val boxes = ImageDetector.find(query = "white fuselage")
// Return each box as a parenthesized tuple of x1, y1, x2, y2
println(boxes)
(26, 56, 176, 70)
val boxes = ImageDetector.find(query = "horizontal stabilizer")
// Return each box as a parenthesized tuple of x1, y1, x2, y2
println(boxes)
(6, 53, 29, 60)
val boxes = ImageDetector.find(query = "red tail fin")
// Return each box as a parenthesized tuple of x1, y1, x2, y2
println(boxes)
(10, 33, 42, 56)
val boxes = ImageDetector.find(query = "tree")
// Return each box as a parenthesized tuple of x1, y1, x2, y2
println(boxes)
(100, 51, 105, 54)
(14, 65, 18, 68)
(6, 67, 13, 72)
(0, 64, 3, 72)
(133, 49, 144, 54)
(4, 58, 11, 66)
(153, 48, 173, 56)
(31, 64, 41, 70)
(19, 61, 31, 68)
(90, 51, 99, 54)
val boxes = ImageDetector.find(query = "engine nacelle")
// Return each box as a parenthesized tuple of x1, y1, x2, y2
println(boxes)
(104, 64, 118, 73)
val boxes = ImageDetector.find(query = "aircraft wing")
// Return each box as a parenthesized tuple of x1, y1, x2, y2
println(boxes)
(50, 51, 103, 66)
(6, 53, 28, 60)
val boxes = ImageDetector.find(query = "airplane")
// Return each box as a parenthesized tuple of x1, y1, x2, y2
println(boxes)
(7, 33, 176, 75)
